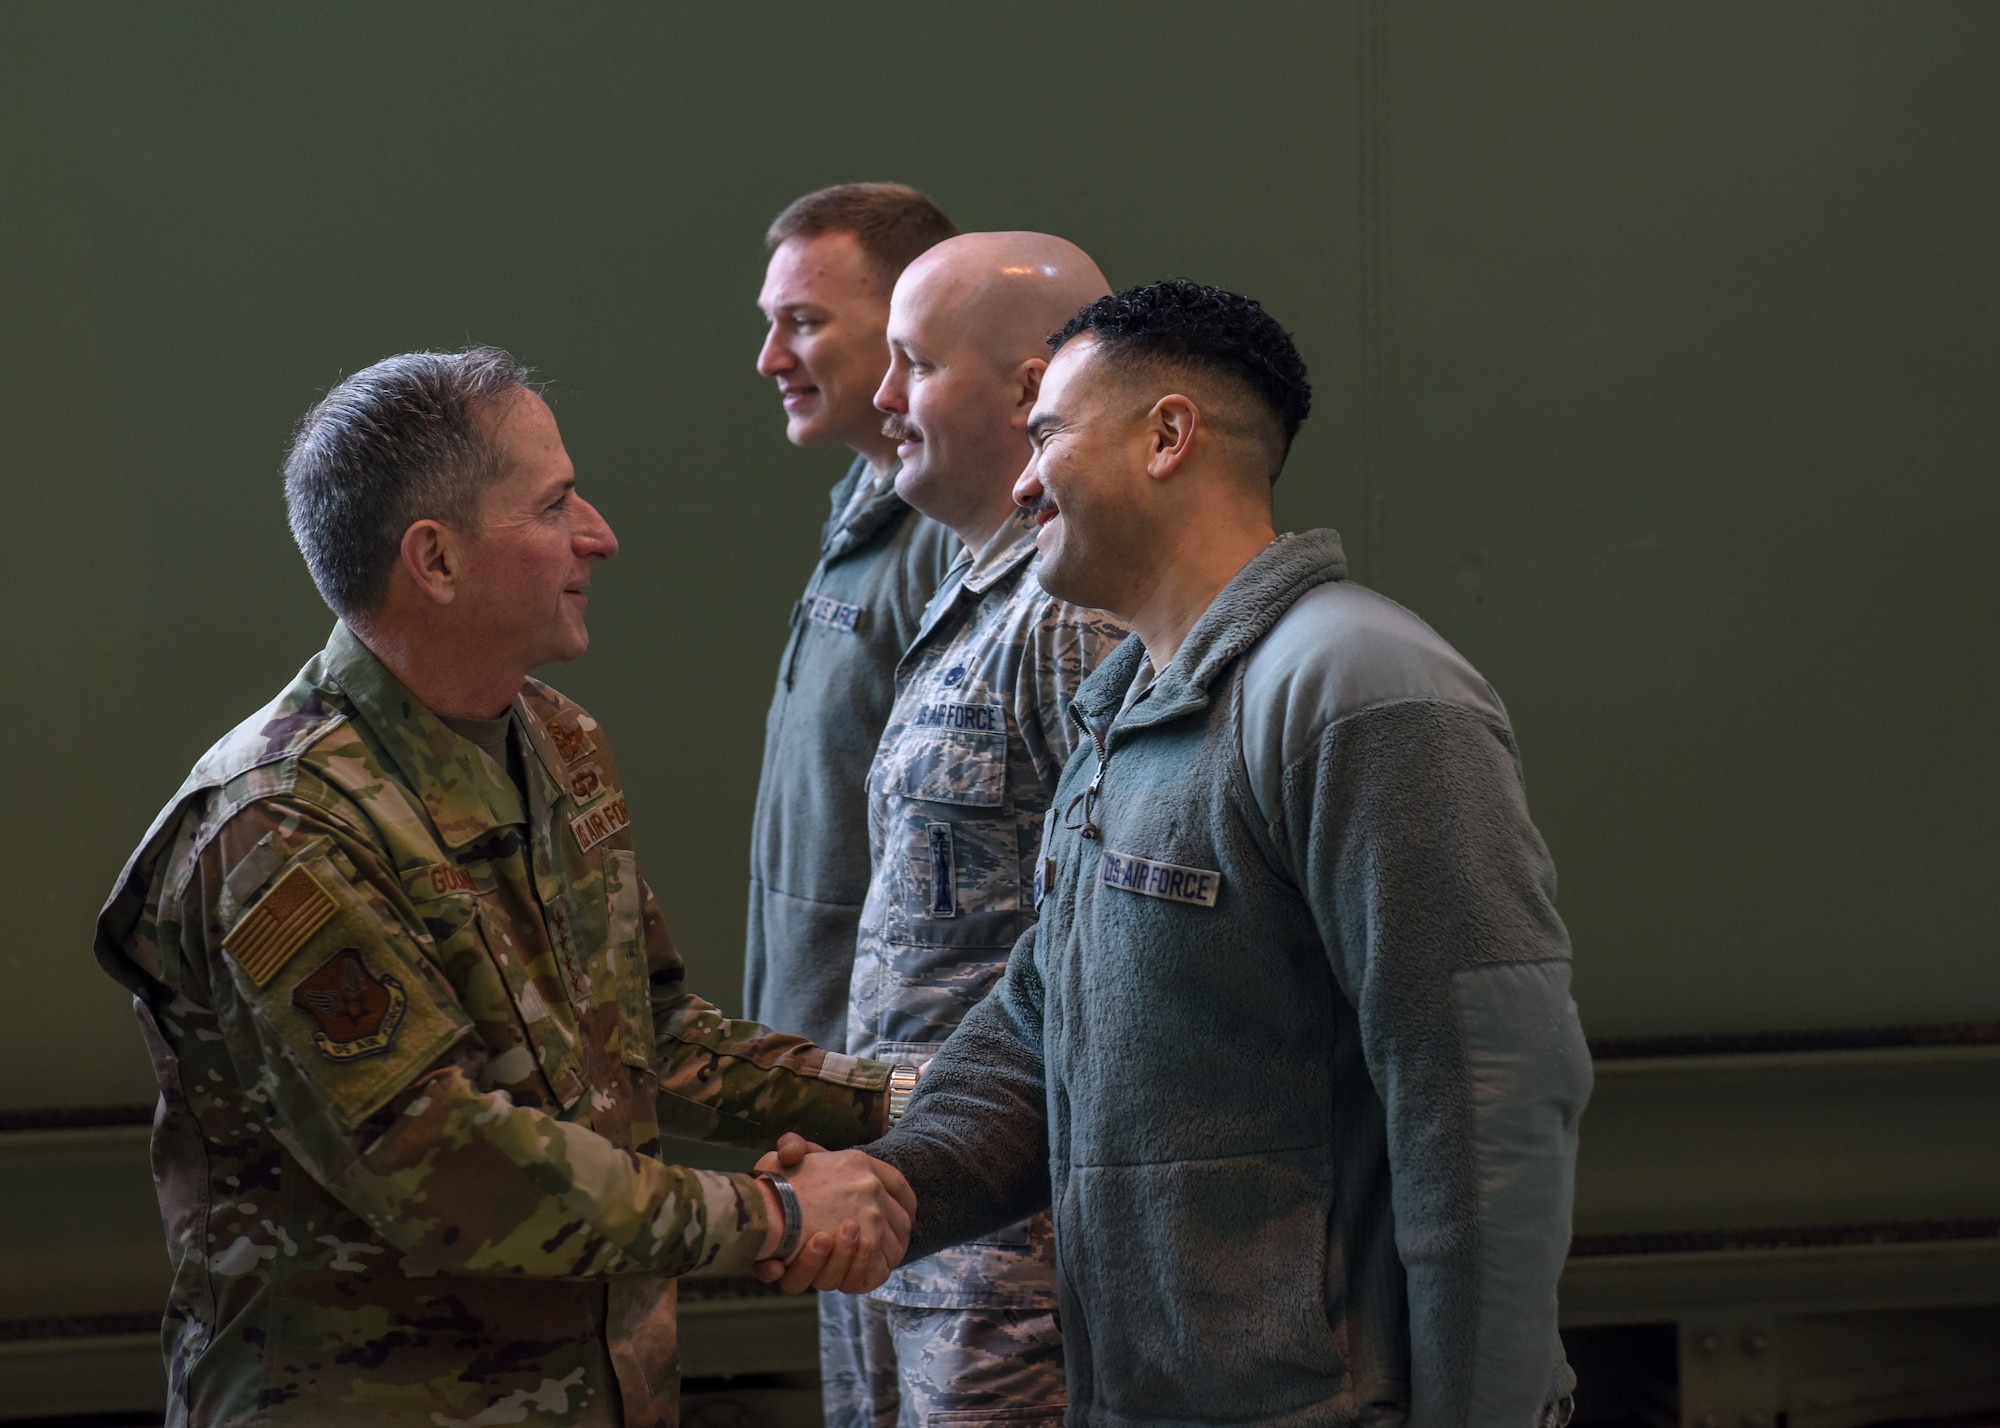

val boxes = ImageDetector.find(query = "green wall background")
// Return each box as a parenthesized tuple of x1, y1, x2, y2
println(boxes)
(3, 2, 1995, 1114)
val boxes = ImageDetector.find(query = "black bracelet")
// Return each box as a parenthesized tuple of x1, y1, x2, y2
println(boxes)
(757, 1172, 802, 1262)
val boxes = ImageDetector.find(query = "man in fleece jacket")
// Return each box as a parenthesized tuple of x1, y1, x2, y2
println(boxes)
(773, 277, 1592, 1426)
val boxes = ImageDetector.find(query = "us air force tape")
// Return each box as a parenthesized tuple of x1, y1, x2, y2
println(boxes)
(1099, 848, 1222, 908)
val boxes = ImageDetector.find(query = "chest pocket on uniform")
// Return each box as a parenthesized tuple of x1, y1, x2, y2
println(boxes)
(887, 725, 1021, 951)
(408, 888, 566, 1112)
(896, 712, 1006, 807)
(468, 901, 588, 1111)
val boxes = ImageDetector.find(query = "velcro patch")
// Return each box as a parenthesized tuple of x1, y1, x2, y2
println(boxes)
(568, 763, 608, 806)
(1100, 849, 1222, 909)
(814, 1051, 883, 1089)
(291, 947, 408, 1061)
(548, 717, 597, 766)
(225, 864, 339, 986)
(570, 793, 631, 853)
(805, 595, 863, 633)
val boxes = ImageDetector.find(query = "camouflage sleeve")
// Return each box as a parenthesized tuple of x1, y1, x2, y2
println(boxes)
(1019, 600, 1131, 781)
(640, 879, 891, 1151)
(183, 801, 774, 1280)
(870, 922, 1053, 1259)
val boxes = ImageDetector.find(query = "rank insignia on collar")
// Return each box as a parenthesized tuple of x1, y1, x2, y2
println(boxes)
(548, 717, 596, 766)
(292, 948, 408, 1061)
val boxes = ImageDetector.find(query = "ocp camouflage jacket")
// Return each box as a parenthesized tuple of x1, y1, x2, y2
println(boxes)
(848, 510, 1127, 1309)
(95, 623, 891, 1428)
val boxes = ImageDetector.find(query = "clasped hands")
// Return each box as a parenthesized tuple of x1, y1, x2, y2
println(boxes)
(751, 1132, 916, 1294)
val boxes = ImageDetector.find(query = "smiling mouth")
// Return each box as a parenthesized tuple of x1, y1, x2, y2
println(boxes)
(1032, 504, 1060, 529)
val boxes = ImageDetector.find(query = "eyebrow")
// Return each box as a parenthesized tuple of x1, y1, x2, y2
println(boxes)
(1026, 411, 1061, 440)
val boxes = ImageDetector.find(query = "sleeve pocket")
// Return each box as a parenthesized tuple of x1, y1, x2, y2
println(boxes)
(223, 851, 472, 1132)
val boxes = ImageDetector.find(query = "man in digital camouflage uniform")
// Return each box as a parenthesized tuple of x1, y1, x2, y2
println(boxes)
(817, 233, 1127, 1428)
(747, 183, 963, 1050)
(95, 348, 917, 1428)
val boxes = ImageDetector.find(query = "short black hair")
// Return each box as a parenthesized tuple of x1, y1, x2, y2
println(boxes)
(1049, 279, 1312, 472)
(283, 346, 531, 620)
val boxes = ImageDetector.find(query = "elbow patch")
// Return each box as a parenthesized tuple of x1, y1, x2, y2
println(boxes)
(223, 850, 471, 1131)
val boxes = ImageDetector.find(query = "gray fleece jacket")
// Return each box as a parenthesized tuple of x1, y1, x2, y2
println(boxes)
(871, 530, 1590, 1428)
(745, 459, 959, 1047)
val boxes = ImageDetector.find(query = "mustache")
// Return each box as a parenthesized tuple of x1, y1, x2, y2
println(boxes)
(1021, 491, 1058, 520)
(881, 415, 921, 443)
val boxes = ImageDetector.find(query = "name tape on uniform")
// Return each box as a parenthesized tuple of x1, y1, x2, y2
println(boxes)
(911, 700, 1004, 733)
(805, 595, 864, 633)
(224, 863, 340, 986)
(1100, 849, 1222, 909)
(571, 793, 631, 853)
(403, 862, 497, 901)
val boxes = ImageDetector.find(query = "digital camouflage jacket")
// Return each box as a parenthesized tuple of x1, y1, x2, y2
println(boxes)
(95, 623, 892, 1428)
(848, 511, 1126, 1310)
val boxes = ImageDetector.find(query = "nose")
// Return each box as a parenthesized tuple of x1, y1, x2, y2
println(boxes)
(756, 324, 791, 379)
(1013, 459, 1045, 510)
(574, 495, 620, 561)
(874, 361, 906, 416)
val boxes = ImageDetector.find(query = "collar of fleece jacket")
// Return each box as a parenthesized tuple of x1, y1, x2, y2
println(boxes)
(1073, 528, 1351, 727)
(822, 454, 913, 558)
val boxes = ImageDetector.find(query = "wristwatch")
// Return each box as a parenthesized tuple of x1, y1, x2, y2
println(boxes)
(756, 1172, 802, 1262)
(887, 1062, 921, 1126)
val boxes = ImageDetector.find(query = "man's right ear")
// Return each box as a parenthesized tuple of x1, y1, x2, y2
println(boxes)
(398, 520, 459, 607)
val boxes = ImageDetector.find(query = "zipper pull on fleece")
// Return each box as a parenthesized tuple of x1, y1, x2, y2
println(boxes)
(1064, 705, 1110, 840)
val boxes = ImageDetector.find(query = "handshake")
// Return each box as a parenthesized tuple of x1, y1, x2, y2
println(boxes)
(749, 1133, 917, 1294)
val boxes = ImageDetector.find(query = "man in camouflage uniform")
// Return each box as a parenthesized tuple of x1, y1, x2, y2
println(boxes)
(94, 348, 916, 1428)
(748, 183, 962, 1050)
(819, 234, 1127, 1428)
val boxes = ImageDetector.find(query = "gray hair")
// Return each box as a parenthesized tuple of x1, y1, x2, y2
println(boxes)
(283, 346, 531, 619)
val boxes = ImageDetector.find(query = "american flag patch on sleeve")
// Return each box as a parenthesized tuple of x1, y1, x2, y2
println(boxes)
(224, 864, 339, 987)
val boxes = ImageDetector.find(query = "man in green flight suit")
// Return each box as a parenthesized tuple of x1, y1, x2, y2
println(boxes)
(747, 183, 963, 1049)
(95, 347, 917, 1428)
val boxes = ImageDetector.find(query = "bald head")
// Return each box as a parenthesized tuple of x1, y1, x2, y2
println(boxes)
(876, 232, 1110, 550)
(895, 232, 1110, 371)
